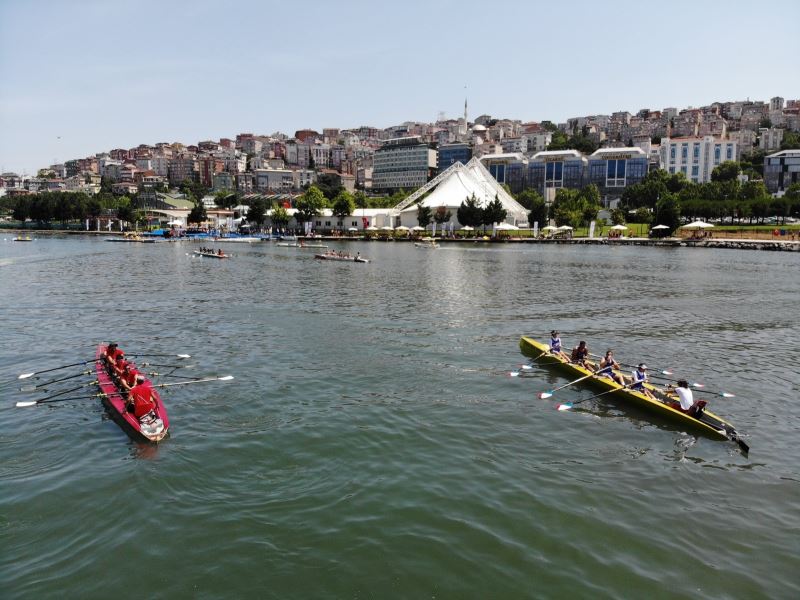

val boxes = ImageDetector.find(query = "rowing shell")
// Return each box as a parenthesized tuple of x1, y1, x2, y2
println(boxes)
(193, 251, 229, 259)
(314, 254, 369, 263)
(519, 336, 745, 443)
(95, 345, 169, 443)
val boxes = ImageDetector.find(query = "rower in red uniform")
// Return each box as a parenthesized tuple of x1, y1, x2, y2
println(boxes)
(102, 343, 124, 368)
(126, 374, 156, 419)
(119, 362, 140, 391)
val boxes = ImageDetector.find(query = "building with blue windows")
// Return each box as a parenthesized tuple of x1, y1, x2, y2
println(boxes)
(658, 136, 737, 183)
(764, 149, 800, 193)
(587, 148, 649, 200)
(480, 153, 527, 194)
(527, 150, 587, 195)
(438, 143, 472, 173)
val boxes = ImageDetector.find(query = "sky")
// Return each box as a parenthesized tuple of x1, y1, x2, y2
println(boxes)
(1, 0, 798, 175)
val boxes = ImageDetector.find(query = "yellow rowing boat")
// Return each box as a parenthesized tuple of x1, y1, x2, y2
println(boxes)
(520, 336, 747, 450)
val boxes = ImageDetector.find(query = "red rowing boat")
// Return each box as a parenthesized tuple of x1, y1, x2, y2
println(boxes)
(95, 344, 170, 442)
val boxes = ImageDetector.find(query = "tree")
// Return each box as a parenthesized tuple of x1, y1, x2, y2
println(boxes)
(711, 161, 741, 182)
(457, 194, 482, 228)
(482, 195, 507, 229)
(653, 194, 681, 233)
(270, 205, 290, 229)
(527, 193, 548, 228)
(631, 207, 653, 225)
(316, 172, 344, 201)
(187, 200, 207, 226)
(433, 205, 452, 225)
(610, 207, 627, 225)
(516, 188, 544, 211)
(214, 192, 238, 209)
(417, 205, 432, 228)
(12, 197, 30, 222)
(354, 190, 368, 212)
(781, 131, 800, 151)
(294, 184, 326, 223)
(247, 197, 268, 227)
(332, 190, 355, 224)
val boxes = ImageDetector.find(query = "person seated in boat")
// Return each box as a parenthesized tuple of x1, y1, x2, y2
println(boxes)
(218, 248, 224, 256)
(102, 343, 124, 369)
(118, 362, 140, 391)
(665, 379, 707, 417)
(630, 363, 657, 400)
(598, 349, 626, 386)
(126, 374, 156, 419)
(570, 340, 593, 369)
(548, 331, 570, 361)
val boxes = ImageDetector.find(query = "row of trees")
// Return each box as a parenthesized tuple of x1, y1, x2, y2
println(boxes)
(10, 192, 142, 226)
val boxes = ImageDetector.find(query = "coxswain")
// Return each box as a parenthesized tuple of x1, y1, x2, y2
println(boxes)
(126, 374, 156, 419)
(630, 363, 656, 400)
(570, 340, 593, 369)
(666, 379, 707, 418)
(549, 330, 570, 361)
(598, 349, 626, 386)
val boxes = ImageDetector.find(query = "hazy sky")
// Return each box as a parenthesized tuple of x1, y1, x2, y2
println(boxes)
(1, 0, 798, 174)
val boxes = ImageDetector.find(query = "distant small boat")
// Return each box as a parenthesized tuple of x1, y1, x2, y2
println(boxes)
(106, 233, 160, 243)
(276, 242, 328, 248)
(193, 250, 229, 259)
(314, 253, 369, 263)
(414, 237, 439, 249)
(13, 235, 33, 242)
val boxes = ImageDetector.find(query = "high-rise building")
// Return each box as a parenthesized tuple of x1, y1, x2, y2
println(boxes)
(372, 137, 437, 191)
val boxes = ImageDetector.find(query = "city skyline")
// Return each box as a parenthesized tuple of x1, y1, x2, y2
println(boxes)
(1, 0, 798, 174)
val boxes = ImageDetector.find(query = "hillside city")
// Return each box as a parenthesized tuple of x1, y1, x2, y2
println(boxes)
(2, 95, 799, 233)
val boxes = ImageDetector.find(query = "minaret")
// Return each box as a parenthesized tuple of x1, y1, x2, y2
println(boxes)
(460, 97, 468, 138)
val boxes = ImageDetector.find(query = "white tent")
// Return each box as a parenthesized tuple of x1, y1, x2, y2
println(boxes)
(395, 157, 529, 226)
(366, 226, 378, 231)
(494, 222, 519, 230)
(541, 225, 558, 231)
(610, 224, 628, 230)
(459, 225, 474, 231)
(651, 224, 670, 230)
(557, 225, 574, 230)
(380, 225, 394, 231)
(348, 227, 359, 232)
(412, 225, 425, 231)
(681, 221, 714, 229)
(395, 225, 410, 231)
(166, 220, 183, 226)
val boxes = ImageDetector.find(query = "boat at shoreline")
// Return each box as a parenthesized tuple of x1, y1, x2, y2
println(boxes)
(105, 232, 160, 243)
(95, 345, 169, 443)
(13, 235, 34, 241)
(519, 336, 747, 449)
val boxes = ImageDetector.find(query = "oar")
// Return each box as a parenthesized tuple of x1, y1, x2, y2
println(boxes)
(127, 353, 191, 359)
(17, 359, 98, 380)
(509, 350, 550, 377)
(140, 362, 196, 369)
(19, 369, 93, 392)
(538, 370, 600, 399)
(588, 353, 675, 376)
(648, 374, 734, 397)
(15, 376, 234, 408)
(146, 372, 208, 381)
(556, 379, 647, 411)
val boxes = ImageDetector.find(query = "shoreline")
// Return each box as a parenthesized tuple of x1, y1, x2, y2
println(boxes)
(4, 229, 799, 252)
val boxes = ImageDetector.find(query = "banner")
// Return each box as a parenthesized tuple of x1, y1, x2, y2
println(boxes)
(533, 221, 539, 237)
(362, 217, 369, 228)
(589, 220, 596, 238)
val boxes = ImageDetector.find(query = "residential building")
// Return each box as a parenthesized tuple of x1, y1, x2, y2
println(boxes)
(522, 132, 552, 153)
(758, 128, 784, 151)
(770, 96, 784, 112)
(764, 150, 800, 193)
(199, 156, 224, 188)
(372, 136, 437, 192)
(438, 142, 472, 173)
(168, 155, 198, 185)
(254, 168, 295, 192)
(659, 136, 737, 183)
(212, 172, 235, 192)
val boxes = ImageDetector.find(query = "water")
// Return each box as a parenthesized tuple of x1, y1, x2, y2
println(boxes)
(1, 236, 799, 598)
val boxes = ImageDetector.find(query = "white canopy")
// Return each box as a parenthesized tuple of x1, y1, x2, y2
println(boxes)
(166, 220, 183, 226)
(412, 225, 425, 231)
(651, 224, 670, 230)
(541, 225, 558, 231)
(459, 225, 475, 231)
(380, 225, 394, 231)
(348, 227, 359, 232)
(494, 222, 519, 230)
(681, 221, 714, 229)
(366, 226, 378, 231)
(557, 225, 574, 230)
(395, 225, 410, 231)
(610, 224, 628, 230)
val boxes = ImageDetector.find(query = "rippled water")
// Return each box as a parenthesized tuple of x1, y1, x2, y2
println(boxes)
(1, 236, 799, 598)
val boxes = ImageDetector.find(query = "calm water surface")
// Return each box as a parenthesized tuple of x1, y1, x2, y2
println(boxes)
(1, 236, 799, 599)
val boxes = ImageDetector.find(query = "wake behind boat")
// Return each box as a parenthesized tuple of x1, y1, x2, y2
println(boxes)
(519, 336, 748, 451)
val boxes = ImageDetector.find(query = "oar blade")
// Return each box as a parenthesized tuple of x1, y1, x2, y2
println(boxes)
(721, 392, 735, 398)
(557, 403, 572, 411)
(18, 373, 35, 380)
(508, 371, 520, 377)
(177, 354, 191, 359)
(16, 401, 38, 408)
(660, 370, 674, 376)
(218, 375, 234, 381)
(19, 385, 38, 392)
(538, 391, 553, 400)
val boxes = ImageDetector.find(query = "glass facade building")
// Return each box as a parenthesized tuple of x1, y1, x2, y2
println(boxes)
(587, 148, 648, 192)
(527, 151, 587, 193)
(438, 143, 472, 173)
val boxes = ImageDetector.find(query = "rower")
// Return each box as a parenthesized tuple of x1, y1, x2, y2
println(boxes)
(570, 340, 593, 369)
(102, 342, 123, 368)
(666, 379, 707, 418)
(126, 374, 156, 419)
(549, 330, 570, 361)
(119, 362, 140, 391)
(598, 349, 626, 386)
(630, 363, 656, 400)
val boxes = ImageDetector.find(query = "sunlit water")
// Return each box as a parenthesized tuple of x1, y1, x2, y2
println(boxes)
(1, 236, 798, 598)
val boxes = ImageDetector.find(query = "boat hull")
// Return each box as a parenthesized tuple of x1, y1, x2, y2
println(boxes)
(95, 345, 169, 443)
(192, 251, 228, 259)
(314, 254, 369, 262)
(519, 336, 735, 440)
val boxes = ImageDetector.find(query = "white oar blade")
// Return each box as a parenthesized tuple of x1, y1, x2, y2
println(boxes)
(509, 371, 520, 377)
(521, 365, 533, 370)
(16, 401, 38, 407)
(557, 403, 572, 411)
(18, 373, 34, 380)
(20, 385, 38, 392)
(177, 354, 191, 359)
(218, 375, 234, 381)
(722, 393, 735, 398)
(692, 383, 705, 388)
(538, 392, 553, 400)
(660, 370, 673, 376)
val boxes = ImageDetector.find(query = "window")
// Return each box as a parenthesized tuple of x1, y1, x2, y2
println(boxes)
(605, 159, 626, 187)
(693, 145, 700, 162)
(670, 146, 676, 161)
(681, 144, 688, 161)
(691, 165, 699, 177)
(714, 146, 721, 162)
(726, 146, 733, 160)
(544, 161, 564, 187)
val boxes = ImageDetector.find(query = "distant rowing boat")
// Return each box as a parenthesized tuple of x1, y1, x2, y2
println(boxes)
(276, 242, 328, 248)
(314, 253, 369, 263)
(414, 238, 440, 248)
(105, 236, 160, 243)
(13, 235, 33, 242)
(193, 250, 229, 259)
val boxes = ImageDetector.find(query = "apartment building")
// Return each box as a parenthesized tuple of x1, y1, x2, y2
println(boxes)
(659, 136, 738, 183)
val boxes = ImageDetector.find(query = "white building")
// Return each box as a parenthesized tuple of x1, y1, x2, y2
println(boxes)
(372, 136, 437, 191)
(659, 136, 738, 183)
(522, 132, 552, 153)
(254, 168, 295, 192)
(758, 128, 784, 151)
